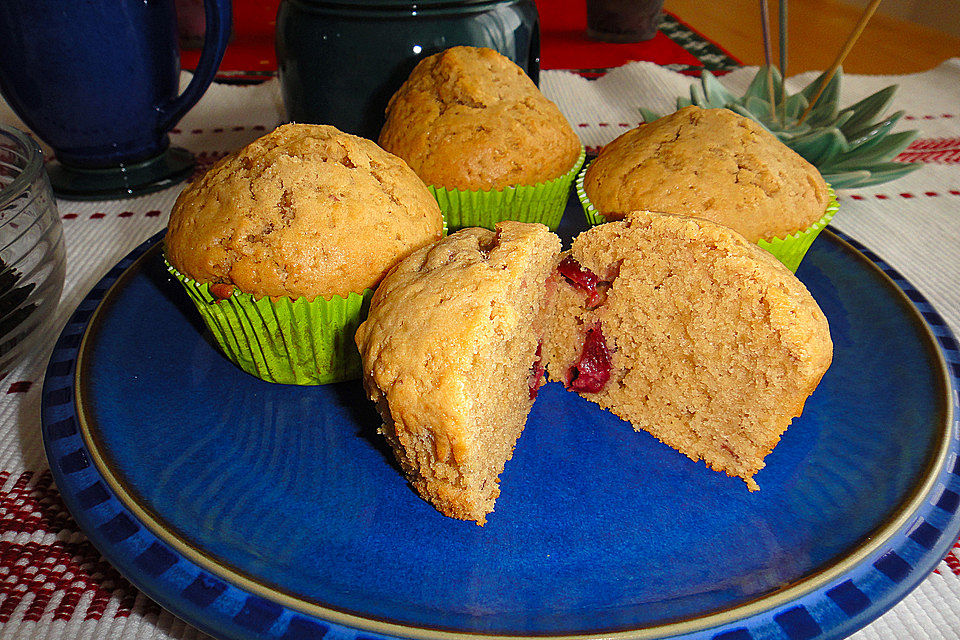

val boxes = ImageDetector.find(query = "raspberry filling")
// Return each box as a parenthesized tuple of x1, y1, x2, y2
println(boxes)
(558, 254, 599, 293)
(568, 326, 612, 393)
(558, 255, 609, 308)
(528, 341, 545, 400)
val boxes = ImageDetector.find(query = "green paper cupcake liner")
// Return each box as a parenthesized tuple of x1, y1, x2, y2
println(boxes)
(429, 146, 585, 232)
(165, 258, 373, 385)
(577, 161, 839, 272)
(756, 186, 839, 272)
(576, 159, 608, 228)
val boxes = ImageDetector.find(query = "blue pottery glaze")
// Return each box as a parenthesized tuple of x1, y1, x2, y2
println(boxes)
(41, 196, 960, 640)
(0, 0, 230, 169)
(275, 0, 540, 140)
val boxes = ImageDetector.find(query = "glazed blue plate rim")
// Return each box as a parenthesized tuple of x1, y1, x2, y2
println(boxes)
(41, 228, 960, 640)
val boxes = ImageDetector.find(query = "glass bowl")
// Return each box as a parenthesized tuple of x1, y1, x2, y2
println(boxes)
(0, 124, 65, 373)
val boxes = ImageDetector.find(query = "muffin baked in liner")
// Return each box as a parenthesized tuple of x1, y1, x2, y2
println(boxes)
(755, 188, 839, 272)
(166, 258, 373, 385)
(430, 147, 585, 232)
(576, 161, 839, 272)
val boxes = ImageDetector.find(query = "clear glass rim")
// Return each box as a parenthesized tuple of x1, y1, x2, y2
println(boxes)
(0, 123, 44, 211)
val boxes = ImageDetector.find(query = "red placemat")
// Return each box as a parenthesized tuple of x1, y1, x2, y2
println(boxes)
(180, 0, 740, 80)
(538, 1, 740, 76)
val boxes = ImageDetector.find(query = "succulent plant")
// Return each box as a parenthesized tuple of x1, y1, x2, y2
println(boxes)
(640, 66, 922, 189)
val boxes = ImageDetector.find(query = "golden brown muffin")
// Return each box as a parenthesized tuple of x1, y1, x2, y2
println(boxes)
(378, 46, 581, 191)
(165, 123, 443, 299)
(355, 222, 561, 525)
(543, 210, 833, 490)
(583, 106, 830, 243)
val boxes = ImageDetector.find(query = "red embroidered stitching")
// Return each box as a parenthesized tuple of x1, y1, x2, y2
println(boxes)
(903, 114, 957, 120)
(6, 381, 31, 394)
(908, 138, 960, 150)
(170, 124, 269, 135)
(942, 546, 960, 577)
(61, 210, 162, 220)
(0, 540, 142, 622)
(2, 471, 75, 536)
(577, 122, 642, 129)
(0, 471, 154, 623)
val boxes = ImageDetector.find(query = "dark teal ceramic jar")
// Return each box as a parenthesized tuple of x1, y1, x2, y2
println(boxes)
(275, 0, 540, 140)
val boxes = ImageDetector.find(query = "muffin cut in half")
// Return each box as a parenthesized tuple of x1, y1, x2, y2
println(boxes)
(355, 221, 561, 525)
(542, 210, 833, 490)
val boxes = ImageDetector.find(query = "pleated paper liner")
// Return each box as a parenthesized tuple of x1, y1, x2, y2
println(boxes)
(576, 160, 839, 272)
(166, 259, 373, 385)
(429, 146, 585, 232)
(756, 188, 839, 272)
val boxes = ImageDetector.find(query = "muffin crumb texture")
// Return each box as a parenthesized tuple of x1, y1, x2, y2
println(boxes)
(543, 210, 833, 489)
(356, 221, 561, 524)
(584, 106, 830, 242)
(378, 46, 582, 191)
(165, 123, 443, 300)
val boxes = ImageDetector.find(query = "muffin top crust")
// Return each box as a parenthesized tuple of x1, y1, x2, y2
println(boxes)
(583, 106, 830, 242)
(378, 46, 582, 191)
(165, 123, 444, 299)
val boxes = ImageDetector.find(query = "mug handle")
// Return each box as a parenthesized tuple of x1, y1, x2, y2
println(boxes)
(159, 0, 233, 132)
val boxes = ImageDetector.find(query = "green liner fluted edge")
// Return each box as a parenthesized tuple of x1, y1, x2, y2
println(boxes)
(165, 258, 373, 385)
(578, 163, 839, 273)
(757, 186, 839, 272)
(576, 159, 608, 228)
(429, 146, 585, 232)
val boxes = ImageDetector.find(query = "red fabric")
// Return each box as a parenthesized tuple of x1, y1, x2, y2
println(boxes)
(538, 0, 701, 71)
(181, 0, 722, 77)
(180, 0, 279, 77)
(0, 470, 148, 624)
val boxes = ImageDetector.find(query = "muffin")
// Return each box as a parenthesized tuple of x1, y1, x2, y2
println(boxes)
(578, 106, 838, 271)
(165, 123, 444, 385)
(357, 213, 832, 523)
(355, 221, 561, 525)
(542, 210, 833, 490)
(378, 46, 584, 231)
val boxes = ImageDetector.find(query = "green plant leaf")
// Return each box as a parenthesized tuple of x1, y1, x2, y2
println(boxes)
(837, 85, 897, 137)
(820, 169, 872, 188)
(690, 82, 708, 107)
(744, 65, 773, 101)
(822, 130, 919, 170)
(782, 92, 808, 121)
(788, 127, 849, 165)
(728, 104, 777, 135)
(639, 107, 662, 123)
(845, 110, 904, 146)
(849, 161, 923, 187)
(701, 71, 737, 107)
(801, 69, 842, 127)
(844, 112, 903, 151)
(744, 95, 779, 125)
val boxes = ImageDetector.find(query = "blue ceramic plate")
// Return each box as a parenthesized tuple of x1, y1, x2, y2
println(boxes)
(42, 220, 960, 640)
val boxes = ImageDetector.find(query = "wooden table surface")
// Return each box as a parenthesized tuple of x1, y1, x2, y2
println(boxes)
(664, 0, 960, 75)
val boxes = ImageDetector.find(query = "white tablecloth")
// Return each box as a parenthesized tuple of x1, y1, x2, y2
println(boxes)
(2, 58, 960, 640)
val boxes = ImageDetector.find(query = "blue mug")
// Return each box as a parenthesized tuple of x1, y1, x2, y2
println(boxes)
(0, 0, 231, 198)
